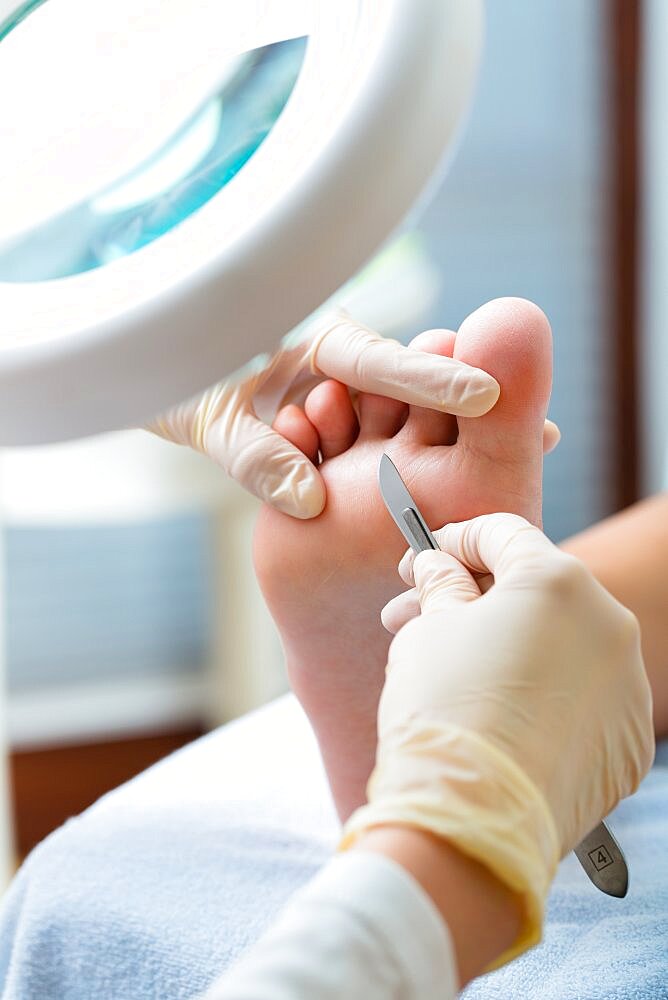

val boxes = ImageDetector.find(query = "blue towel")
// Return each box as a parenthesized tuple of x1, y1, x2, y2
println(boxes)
(0, 695, 666, 999)
(464, 739, 668, 1000)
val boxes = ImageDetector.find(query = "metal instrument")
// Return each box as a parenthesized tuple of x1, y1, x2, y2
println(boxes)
(378, 452, 629, 898)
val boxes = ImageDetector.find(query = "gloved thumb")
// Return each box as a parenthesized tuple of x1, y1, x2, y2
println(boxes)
(413, 550, 480, 613)
(208, 415, 327, 518)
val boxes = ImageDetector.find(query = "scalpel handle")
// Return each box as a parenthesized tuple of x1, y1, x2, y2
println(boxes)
(573, 821, 628, 897)
(401, 507, 438, 553)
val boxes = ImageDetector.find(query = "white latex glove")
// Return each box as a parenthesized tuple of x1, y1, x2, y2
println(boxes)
(148, 309, 502, 518)
(342, 514, 655, 968)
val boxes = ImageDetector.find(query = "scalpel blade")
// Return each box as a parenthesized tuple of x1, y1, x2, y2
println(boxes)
(378, 453, 438, 554)
(573, 821, 628, 897)
(376, 452, 630, 898)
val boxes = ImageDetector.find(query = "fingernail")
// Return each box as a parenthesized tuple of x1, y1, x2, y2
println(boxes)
(397, 548, 415, 583)
(271, 469, 326, 519)
(380, 604, 394, 634)
(459, 372, 500, 416)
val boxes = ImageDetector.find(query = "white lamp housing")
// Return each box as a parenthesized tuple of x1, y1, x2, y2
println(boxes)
(0, 0, 482, 444)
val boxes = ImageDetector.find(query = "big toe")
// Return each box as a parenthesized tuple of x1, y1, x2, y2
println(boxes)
(455, 297, 552, 463)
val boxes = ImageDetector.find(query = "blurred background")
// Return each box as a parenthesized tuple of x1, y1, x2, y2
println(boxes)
(2, 0, 665, 864)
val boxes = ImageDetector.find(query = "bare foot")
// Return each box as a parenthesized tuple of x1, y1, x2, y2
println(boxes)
(253, 298, 553, 820)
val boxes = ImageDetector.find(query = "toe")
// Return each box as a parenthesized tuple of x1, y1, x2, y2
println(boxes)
(454, 298, 552, 463)
(357, 393, 408, 439)
(304, 380, 359, 459)
(543, 418, 561, 454)
(398, 329, 458, 446)
(272, 404, 320, 465)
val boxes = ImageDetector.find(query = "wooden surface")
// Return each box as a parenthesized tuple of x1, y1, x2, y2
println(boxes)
(9, 726, 205, 859)
(610, 0, 642, 508)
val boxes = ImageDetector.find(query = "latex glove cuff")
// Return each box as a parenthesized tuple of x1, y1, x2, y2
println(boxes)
(340, 720, 560, 971)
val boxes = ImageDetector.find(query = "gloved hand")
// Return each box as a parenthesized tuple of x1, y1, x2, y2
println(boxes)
(148, 309, 506, 519)
(342, 514, 655, 968)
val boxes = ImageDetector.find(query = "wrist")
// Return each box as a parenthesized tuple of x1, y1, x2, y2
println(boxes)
(354, 825, 522, 987)
(341, 721, 558, 964)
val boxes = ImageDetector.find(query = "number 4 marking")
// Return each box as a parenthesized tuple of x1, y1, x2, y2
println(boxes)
(588, 845, 614, 871)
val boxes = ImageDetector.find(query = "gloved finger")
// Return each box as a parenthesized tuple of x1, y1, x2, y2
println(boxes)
(437, 514, 557, 579)
(205, 406, 326, 518)
(380, 588, 421, 634)
(398, 513, 557, 586)
(312, 314, 500, 418)
(412, 550, 481, 613)
(543, 419, 561, 455)
(401, 329, 458, 447)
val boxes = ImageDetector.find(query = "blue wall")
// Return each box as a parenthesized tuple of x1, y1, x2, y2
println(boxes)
(416, 0, 611, 540)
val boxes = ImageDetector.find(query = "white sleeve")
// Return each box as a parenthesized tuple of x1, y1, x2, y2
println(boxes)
(203, 851, 459, 1000)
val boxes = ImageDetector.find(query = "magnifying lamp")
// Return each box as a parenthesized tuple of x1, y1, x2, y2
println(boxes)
(0, 0, 482, 445)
